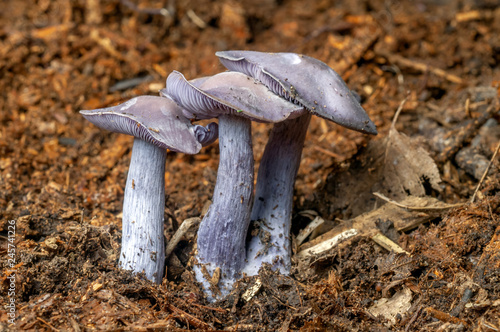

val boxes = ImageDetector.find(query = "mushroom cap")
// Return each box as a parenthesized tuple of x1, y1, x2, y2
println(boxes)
(194, 122, 219, 146)
(80, 95, 203, 154)
(216, 50, 377, 135)
(162, 71, 305, 123)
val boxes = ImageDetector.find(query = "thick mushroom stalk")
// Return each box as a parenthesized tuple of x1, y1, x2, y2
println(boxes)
(243, 113, 311, 276)
(217, 51, 377, 276)
(121, 138, 166, 282)
(163, 71, 302, 298)
(80, 96, 218, 283)
(195, 114, 254, 297)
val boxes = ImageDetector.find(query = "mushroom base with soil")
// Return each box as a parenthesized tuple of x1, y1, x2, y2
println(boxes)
(194, 114, 254, 300)
(243, 113, 312, 276)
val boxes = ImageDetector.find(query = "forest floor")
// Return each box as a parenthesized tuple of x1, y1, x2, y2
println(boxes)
(1, 0, 499, 330)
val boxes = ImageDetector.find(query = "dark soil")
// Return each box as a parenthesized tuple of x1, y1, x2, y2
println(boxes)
(1, 0, 499, 330)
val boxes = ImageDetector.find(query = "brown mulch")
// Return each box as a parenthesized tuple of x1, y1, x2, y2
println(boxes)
(1, 0, 499, 330)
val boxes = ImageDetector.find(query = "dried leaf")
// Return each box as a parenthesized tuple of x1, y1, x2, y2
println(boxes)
(384, 126, 442, 196)
(322, 126, 442, 219)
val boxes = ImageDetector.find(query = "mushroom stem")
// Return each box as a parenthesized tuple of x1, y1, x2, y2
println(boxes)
(243, 113, 312, 276)
(195, 114, 254, 299)
(120, 138, 166, 284)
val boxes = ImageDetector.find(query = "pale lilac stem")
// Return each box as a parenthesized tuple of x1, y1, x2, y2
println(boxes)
(243, 113, 312, 276)
(195, 114, 254, 299)
(119, 138, 166, 283)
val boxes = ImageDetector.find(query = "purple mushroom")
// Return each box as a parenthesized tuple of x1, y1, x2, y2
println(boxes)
(80, 95, 218, 283)
(163, 71, 303, 299)
(216, 51, 377, 277)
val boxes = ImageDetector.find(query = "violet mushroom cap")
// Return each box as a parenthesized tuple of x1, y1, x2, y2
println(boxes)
(80, 95, 218, 284)
(215, 50, 377, 277)
(161, 71, 306, 122)
(80, 96, 218, 151)
(163, 71, 303, 299)
(216, 50, 377, 135)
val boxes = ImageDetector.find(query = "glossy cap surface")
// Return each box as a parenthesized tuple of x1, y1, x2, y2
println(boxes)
(216, 50, 377, 135)
(80, 96, 202, 153)
(163, 71, 305, 123)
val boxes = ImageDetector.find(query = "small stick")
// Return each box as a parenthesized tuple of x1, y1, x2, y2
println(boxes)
(455, 10, 494, 22)
(425, 307, 468, 325)
(378, 52, 463, 84)
(470, 140, 500, 203)
(36, 317, 60, 332)
(295, 282, 304, 307)
(312, 145, 343, 159)
(385, 97, 408, 163)
(371, 232, 409, 254)
(296, 229, 358, 259)
(166, 303, 211, 330)
(186, 10, 207, 29)
(391, 97, 408, 129)
(296, 216, 325, 245)
(373, 192, 464, 211)
(464, 98, 471, 117)
(405, 305, 423, 332)
(165, 217, 200, 258)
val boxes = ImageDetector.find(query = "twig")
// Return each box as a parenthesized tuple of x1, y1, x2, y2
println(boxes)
(455, 10, 494, 23)
(465, 98, 471, 117)
(312, 145, 343, 159)
(392, 96, 408, 129)
(296, 216, 325, 245)
(377, 52, 463, 84)
(452, 287, 476, 318)
(425, 307, 468, 325)
(295, 282, 304, 308)
(471, 140, 500, 203)
(384, 97, 407, 163)
(271, 294, 298, 310)
(186, 10, 207, 29)
(296, 229, 358, 259)
(405, 305, 423, 332)
(165, 217, 200, 258)
(371, 232, 409, 254)
(166, 303, 211, 330)
(36, 317, 60, 332)
(373, 192, 464, 211)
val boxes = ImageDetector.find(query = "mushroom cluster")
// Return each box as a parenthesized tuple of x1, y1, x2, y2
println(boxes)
(81, 51, 376, 299)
